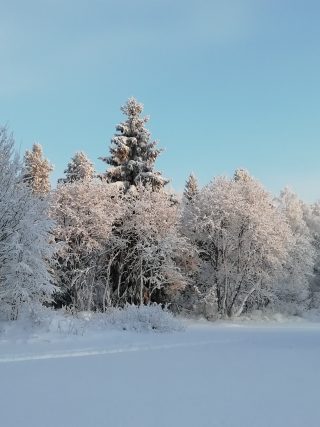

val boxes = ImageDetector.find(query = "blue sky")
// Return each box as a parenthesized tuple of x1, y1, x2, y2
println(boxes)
(0, 0, 319, 201)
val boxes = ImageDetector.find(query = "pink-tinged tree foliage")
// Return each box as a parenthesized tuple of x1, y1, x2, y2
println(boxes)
(182, 170, 293, 318)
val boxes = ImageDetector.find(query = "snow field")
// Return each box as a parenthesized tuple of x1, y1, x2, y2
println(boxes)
(0, 317, 319, 427)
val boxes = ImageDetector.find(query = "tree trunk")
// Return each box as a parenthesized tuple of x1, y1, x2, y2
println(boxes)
(233, 287, 255, 317)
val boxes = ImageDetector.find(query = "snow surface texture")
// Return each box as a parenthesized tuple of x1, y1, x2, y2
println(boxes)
(0, 309, 320, 427)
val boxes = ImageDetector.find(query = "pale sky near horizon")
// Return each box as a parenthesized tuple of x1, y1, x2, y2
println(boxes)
(0, 0, 319, 201)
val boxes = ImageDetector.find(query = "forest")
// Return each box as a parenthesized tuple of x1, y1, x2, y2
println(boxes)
(1, 97, 319, 322)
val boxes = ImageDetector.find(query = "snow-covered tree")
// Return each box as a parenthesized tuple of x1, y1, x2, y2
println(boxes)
(52, 180, 192, 311)
(0, 128, 55, 319)
(184, 173, 199, 202)
(100, 97, 169, 191)
(105, 186, 194, 307)
(24, 143, 53, 194)
(51, 180, 124, 311)
(233, 168, 252, 182)
(181, 170, 292, 318)
(275, 188, 315, 312)
(60, 151, 95, 183)
(301, 201, 320, 307)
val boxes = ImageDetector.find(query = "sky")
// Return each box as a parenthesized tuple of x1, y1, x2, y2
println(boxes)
(0, 0, 319, 201)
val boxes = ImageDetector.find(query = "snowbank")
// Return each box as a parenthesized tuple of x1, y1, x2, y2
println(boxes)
(0, 304, 184, 340)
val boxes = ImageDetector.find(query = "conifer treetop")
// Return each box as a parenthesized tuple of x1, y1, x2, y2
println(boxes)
(184, 173, 199, 202)
(233, 168, 252, 183)
(24, 143, 53, 195)
(100, 97, 169, 191)
(61, 151, 95, 183)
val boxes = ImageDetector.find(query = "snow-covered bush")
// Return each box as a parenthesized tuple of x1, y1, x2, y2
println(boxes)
(100, 304, 184, 332)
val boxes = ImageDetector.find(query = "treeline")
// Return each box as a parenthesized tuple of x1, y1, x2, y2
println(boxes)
(1, 98, 319, 320)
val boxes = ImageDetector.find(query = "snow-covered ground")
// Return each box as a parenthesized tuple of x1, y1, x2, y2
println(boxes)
(1, 312, 320, 427)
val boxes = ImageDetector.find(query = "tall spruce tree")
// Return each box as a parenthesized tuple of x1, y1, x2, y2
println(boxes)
(184, 173, 199, 201)
(100, 97, 168, 191)
(24, 143, 53, 195)
(61, 151, 95, 183)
